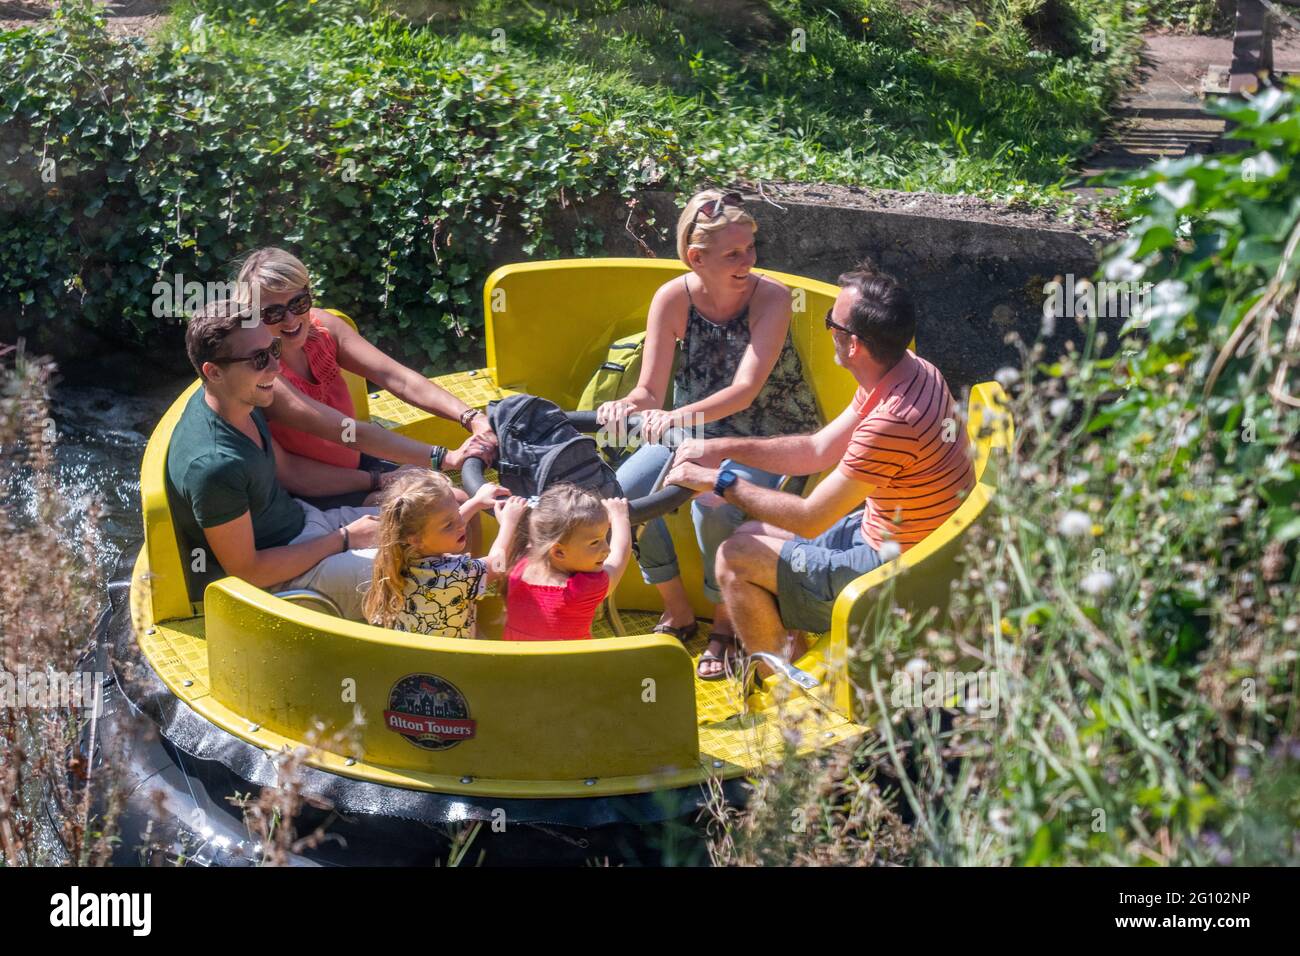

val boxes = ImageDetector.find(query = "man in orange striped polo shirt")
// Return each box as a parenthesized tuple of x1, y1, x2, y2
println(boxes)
(666, 264, 974, 679)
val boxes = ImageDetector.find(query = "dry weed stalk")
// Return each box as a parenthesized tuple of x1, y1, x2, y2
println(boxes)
(0, 344, 121, 865)
(228, 713, 364, 866)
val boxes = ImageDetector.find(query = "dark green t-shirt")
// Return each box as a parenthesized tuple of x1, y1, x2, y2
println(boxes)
(166, 389, 306, 593)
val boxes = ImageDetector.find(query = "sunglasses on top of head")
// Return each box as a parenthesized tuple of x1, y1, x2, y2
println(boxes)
(688, 191, 744, 243)
(260, 289, 313, 325)
(213, 336, 283, 372)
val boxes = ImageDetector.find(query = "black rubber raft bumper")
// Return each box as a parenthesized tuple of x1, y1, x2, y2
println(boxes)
(79, 555, 748, 866)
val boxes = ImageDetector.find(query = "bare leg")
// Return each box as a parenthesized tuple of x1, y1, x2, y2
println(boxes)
(712, 521, 796, 633)
(697, 602, 739, 679)
(734, 518, 799, 541)
(655, 575, 696, 629)
(698, 521, 799, 678)
(716, 532, 808, 678)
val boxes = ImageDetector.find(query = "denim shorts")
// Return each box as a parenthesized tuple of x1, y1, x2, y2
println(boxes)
(775, 510, 883, 635)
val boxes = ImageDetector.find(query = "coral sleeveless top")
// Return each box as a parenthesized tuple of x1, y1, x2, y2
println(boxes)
(501, 560, 609, 641)
(269, 313, 360, 470)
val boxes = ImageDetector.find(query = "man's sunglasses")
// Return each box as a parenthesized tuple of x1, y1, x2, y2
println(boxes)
(688, 191, 744, 243)
(825, 307, 855, 337)
(261, 290, 313, 325)
(213, 336, 282, 372)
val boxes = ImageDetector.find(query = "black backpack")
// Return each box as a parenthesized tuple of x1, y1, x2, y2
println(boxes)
(488, 394, 623, 499)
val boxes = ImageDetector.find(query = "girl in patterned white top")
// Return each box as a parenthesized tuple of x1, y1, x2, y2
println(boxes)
(364, 470, 509, 637)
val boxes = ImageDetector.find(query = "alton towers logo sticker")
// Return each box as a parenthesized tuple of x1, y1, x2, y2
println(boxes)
(384, 673, 477, 751)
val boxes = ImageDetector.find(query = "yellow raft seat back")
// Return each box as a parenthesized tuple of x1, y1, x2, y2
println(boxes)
(202, 581, 699, 786)
(138, 310, 371, 622)
(482, 259, 851, 421)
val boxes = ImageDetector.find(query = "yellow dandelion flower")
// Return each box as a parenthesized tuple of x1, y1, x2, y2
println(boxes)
(1091, 523, 1103, 537)
(180, 44, 191, 54)
(1000, 616, 1017, 637)
(248, 16, 258, 25)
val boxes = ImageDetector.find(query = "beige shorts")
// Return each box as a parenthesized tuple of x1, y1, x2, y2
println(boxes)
(272, 500, 379, 621)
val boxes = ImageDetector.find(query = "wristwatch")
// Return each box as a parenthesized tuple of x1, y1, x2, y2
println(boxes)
(459, 408, 483, 431)
(713, 468, 739, 499)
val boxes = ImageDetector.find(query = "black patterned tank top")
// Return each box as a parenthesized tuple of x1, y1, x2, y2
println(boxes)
(673, 276, 822, 440)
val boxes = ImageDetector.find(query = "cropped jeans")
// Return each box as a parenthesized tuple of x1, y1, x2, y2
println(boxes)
(615, 443, 783, 605)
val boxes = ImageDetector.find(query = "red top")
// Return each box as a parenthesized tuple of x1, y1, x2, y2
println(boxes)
(269, 312, 361, 470)
(501, 560, 610, 641)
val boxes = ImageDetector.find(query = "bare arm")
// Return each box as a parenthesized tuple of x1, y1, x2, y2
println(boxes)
(670, 279, 792, 425)
(459, 482, 509, 524)
(664, 462, 873, 540)
(487, 497, 528, 582)
(271, 435, 371, 498)
(326, 313, 479, 428)
(617, 282, 684, 413)
(674, 401, 861, 477)
(266, 380, 438, 467)
(601, 498, 633, 587)
(726, 469, 873, 539)
(201, 511, 345, 588)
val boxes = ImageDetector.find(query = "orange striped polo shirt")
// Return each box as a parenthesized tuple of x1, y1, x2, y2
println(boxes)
(837, 351, 974, 552)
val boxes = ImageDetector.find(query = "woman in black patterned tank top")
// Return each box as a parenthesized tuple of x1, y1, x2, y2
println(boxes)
(595, 190, 821, 678)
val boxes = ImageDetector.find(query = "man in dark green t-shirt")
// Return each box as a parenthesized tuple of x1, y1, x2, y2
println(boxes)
(167, 301, 383, 618)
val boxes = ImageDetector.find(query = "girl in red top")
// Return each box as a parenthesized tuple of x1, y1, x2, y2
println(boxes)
(495, 485, 632, 641)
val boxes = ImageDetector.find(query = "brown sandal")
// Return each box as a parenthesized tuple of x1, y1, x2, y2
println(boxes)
(697, 632, 743, 681)
(652, 621, 699, 643)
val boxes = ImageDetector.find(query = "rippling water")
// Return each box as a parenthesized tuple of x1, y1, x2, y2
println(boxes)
(1, 380, 186, 863)
(5, 381, 188, 580)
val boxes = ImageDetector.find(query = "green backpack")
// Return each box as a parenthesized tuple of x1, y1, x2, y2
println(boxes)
(578, 331, 649, 412)
(578, 330, 677, 464)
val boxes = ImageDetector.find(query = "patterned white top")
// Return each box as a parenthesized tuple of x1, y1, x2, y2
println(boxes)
(391, 554, 491, 638)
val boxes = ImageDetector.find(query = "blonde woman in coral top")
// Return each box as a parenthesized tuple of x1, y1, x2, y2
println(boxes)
(236, 247, 498, 510)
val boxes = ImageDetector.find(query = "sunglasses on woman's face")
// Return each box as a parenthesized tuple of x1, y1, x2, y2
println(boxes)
(688, 191, 744, 243)
(825, 307, 855, 337)
(214, 336, 283, 372)
(260, 290, 312, 325)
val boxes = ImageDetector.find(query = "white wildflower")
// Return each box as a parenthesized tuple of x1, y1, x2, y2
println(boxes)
(1057, 510, 1091, 537)
(1079, 570, 1115, 596)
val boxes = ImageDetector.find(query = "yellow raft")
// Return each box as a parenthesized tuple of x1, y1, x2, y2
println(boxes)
(131, 258, 1012, 803)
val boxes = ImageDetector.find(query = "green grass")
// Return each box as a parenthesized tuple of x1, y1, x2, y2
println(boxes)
(172, 0, 1146, 203)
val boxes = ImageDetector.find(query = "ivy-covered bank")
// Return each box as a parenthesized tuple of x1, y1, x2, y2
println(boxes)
(2, 2, 680, 365)
(0, 0, 1141, 367)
